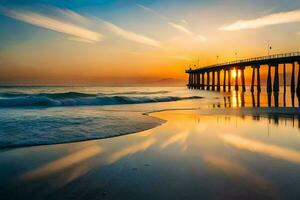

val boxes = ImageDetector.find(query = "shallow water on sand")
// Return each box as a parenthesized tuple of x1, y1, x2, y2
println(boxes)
(1, 86, 300, 199)
(1, 86, 299, 148)
(1, 110, 300, 200)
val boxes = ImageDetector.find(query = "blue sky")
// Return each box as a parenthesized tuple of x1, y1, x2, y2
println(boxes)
(0, 0, 300, 85)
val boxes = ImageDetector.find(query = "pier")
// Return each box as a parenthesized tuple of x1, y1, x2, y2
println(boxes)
(186, 52, 300, 95)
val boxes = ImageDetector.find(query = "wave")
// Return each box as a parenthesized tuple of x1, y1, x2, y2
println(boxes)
(100, 91, 170, 95)
(0, 92, 97, 98)
(0, 90, 169, 98)
(0, 93, 202, 107)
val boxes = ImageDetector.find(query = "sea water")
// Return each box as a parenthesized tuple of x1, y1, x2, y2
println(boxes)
(0, 86, 220, 148)
(0, 86, 299, 148)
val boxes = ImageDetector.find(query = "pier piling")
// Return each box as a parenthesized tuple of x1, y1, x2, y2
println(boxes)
(228, 69, 231, 92)
(291, 62, 295, 94)
(235, 68, 239, 91)
(267, 65, 272, 93)
(212, 71, 215, 91)
(251, 67, 255, 92)
(217, 70, 221, 91)
(201, 73, 205, 89)
(197, 73, 200, 89)
(241, 67, 246, 92)
(223, 70, 226, 91)
(283, 64, 286, 93)
(206, 72, 210, 90)
(257, 66, 261, 92)
(273, 64, 279, 92)
(297, 62, 300, 94)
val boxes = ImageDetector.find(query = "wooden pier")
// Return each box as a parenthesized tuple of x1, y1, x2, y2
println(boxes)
(186, 52, 300, 94)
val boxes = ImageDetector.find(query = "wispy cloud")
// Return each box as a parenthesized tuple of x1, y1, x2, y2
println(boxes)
(56, 8, 90, 24)
(0, 7, 103, 43)
(68, 37, 95, 43)
(137, 4, 168, 21)
(220, 9, 300, 31)
(138, 4, 206, 42)
(99, 19, 161, 47)
(168, 22, 192, 35)
(180, 19, 189, 26)
(195, 34, 207, 42)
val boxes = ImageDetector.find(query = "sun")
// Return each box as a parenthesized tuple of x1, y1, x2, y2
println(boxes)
(231, 69, 241, 78)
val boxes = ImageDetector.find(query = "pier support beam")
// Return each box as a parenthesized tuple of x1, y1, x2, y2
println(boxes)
(273, 64, 279, 93)
(188, 73, 191, 88)
(223, 70, 226, 91)
(257, 66, 261, 92)
(201, 73, 205, 90)
(283, 64, 286, 93)
(192, 73, 195, 89)
(194, 72, 197, 89)
(217, 70, 221, 91)
(228, 69, 231, 92)
(241, 67, 246, 92)
(212, 71, 215, 91)
(235, 67, 239, 91)
(189, 73, 192, 89)
(195, 73, 197, 89)
(206, 71, 210, 90)
(197, 72, 200, 89)
(297, 61, 300, 95)
(190, 72, 194, 89)
(291, 62, 295, 94)
(251, 67, 255, 92)
(191, 73, 194, 89)
(267, 65, 272, 93)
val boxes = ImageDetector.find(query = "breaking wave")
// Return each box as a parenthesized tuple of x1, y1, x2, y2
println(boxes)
(0, 92, 202, 107)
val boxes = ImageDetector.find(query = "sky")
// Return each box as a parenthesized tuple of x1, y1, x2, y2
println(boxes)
(0, 0, 300, 85)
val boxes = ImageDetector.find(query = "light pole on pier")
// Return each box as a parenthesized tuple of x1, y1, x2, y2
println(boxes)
(267, 41, 272, 56)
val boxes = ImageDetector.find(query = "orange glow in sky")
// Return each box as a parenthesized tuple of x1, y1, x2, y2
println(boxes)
(0, 1, 299, 85)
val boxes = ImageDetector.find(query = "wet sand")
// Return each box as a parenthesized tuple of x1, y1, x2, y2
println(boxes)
(1, 109, 300, 200)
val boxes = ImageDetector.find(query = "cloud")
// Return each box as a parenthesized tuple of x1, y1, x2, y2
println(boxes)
(168, 22, 192, 35)
(0, 6, 161, 47)
(99, 19, 161, 47)
(1, 7, 103, 43)
(195, 34, 207, 42)
(137, 4, 168, 21)
(180, 19, 189, 26)
(138, 4, 206, 42)
(68, 37, 94, 43)
(138, 4, 190, 35)
(56, 8, 90, 24)
(220, 9, 300, 31)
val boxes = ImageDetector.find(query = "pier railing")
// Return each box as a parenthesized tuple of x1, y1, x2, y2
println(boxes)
(186, 51, 300, 95)
(191, 52, 300, 71)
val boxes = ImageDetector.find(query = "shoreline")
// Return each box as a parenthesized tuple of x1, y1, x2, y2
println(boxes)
(1, 106, 300, 150)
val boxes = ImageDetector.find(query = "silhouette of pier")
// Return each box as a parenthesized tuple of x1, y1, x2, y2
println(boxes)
(186, 52, 300, 95)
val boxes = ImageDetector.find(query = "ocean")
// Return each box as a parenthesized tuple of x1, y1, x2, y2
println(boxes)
(1, 86, 300, 199)
(0, 86, 223, 148)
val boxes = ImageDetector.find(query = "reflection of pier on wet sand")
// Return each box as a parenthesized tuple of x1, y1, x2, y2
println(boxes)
(222, 90, 300, 108)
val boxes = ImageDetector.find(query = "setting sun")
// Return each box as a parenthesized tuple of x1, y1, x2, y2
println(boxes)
(231, 69, 241, 78)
